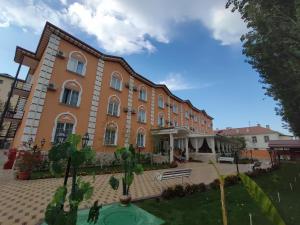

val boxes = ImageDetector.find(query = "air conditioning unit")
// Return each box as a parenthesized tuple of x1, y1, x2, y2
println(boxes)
(132, 85, 138, 92)
(123, 107, 129, 113)
(47, 83, 56, 91)
(56, 50, 65, 59)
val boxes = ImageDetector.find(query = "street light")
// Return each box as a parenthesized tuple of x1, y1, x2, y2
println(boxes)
(82, 132, 90, 148)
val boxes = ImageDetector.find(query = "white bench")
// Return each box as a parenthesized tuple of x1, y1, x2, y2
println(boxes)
(155, 168, 192, 192)
(218, 157, 234, 164)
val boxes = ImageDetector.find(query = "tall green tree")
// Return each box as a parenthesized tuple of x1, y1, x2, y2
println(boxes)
(226, 0, 300, 135)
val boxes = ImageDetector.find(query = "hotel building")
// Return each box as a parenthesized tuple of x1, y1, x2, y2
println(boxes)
(2, 22, 218, 162)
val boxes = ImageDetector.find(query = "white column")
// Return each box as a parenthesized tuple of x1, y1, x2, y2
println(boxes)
(185, 137, 189, 161)
(211, 137, 216, 154)
(170, 133, 174, 162)
(195, 138, 199, 152)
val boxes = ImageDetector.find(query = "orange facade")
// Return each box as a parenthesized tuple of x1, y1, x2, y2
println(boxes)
(12, 23, 213, 153)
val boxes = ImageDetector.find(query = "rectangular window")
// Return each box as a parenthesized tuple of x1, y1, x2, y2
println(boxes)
(68, 58, 85, 75)
(185, 111, 189, 119)
(111, 77, 121, 90)
(252, 136, 257, 143)
(108, 102, 119, 116)
(62, 88, 79, 106)
(54, 122, 74, 143)
(138, 111, 146, 123)
(0, 80, 3, 84)
(173, 120, 178, 127)
(264, 136, 269, 143)
(137, 133, 145, 147)
(105, 129, 116, 145)
(173, 104, 178, 113)
(158, 96, 164, 108)
(158, 116, 164, 127)
(139, 89, 147, 101)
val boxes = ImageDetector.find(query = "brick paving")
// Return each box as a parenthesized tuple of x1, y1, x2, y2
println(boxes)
(0, 151, 253, 225)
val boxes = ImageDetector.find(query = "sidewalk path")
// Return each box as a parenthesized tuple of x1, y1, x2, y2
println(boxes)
(0, 156, 252, 225)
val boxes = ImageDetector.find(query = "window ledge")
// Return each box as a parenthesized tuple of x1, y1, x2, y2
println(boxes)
(138, 121, 147, 124)
(158, 106, 164, 109)
(59, 102, 80, 108)
(139, 98, 147, 103)
(107, 114, 120, 118)
(110, 86, 122, 92)
(104, 144, 117, 147)
(66, 69, 85, 77)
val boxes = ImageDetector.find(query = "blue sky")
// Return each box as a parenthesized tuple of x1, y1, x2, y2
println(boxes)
(0, 0, 290, 134)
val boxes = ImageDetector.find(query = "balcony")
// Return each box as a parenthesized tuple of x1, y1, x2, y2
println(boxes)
(12, 80, 32, 97)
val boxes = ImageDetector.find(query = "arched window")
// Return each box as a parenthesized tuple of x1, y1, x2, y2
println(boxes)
(139, 86, 147, 101)
(110, 72, 122, 91)
(52, 112, 77, 143)
(138, 106, 146, 123)
(107, 96, 120, 117)
(158, 113, 165, 127)
(136, 128, 146, 147)
(60, 80, 82, 107)
(67, 51, 87, 75)
(104, 122, 118, 145)
(158, 95, 164, 109)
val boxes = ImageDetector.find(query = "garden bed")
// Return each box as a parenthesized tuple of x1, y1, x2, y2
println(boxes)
(30, 163, 173, 179)
(137, 163, 300, 225)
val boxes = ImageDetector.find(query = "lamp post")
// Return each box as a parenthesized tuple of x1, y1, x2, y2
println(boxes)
(82, 132, 90, 148)
(233, 145, 240, 175)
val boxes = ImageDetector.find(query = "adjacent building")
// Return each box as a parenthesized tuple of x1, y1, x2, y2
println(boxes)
(2, 22, 217, 162)
(0, 73, 27, 148)
(215, 124, 293, 150)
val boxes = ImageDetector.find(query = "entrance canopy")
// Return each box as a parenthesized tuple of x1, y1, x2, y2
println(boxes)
(151, 127, 190, 137)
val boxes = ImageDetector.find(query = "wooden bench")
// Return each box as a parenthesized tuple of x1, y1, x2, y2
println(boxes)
(218, 157, 234, 164)
(155, 168, 192, 192)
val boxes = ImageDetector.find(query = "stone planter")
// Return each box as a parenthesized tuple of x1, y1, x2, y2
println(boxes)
(119, 194, 131, 206)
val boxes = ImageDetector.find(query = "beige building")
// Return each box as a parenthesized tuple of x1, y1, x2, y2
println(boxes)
(215, 124, 293, 150)
(0, 73, 27, 148)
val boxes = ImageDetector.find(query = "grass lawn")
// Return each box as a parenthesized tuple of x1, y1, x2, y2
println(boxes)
(137, 162, 300, 225)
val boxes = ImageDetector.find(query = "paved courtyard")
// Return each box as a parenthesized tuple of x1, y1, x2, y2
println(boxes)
(0, 151, 254, 225)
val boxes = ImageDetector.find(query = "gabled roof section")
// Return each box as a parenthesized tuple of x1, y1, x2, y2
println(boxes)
(14, 21, 213, 120)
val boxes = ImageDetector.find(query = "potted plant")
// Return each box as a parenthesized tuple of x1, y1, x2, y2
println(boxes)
(109, 144, 143, 206)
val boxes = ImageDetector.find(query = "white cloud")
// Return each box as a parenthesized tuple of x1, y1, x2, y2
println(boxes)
(0, 0, 247, 54)
(159, 73, 193, 91)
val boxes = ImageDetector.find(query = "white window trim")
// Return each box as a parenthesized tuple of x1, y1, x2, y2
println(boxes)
(107, 95, 121, 117)
(158, 95, 164, 109)
(67, 51, 87, 76)
(136, 127, 146, 147)
(103, 122, 118, 146)
(137, 105, 147, 123)
(59, 79, 82, 107)
(158, 113, 165, 127)
(139, 85, 147, 101)
(51, 112, 77, 142)
(110, 71, 123, 91)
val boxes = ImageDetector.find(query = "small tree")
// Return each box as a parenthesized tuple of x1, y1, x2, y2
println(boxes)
(45, 134, 97, 225)
(109, 145, 143, 197)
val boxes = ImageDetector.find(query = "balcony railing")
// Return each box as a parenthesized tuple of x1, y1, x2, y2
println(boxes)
(12, 80, 32, 97)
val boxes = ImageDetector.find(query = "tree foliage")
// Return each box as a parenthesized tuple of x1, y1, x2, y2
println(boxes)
(45, 134, 96, 225)
(226, 0, 300, 135)
(109, 144, 143, 196)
